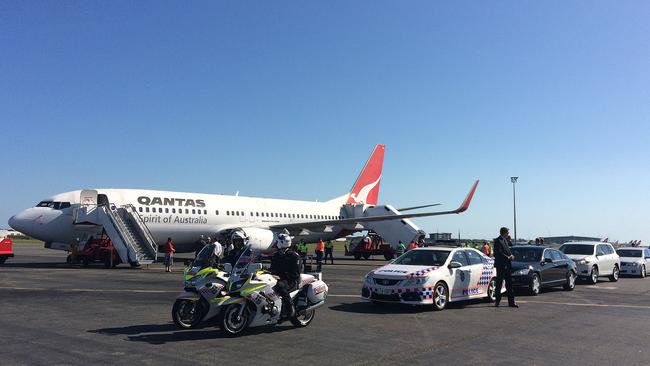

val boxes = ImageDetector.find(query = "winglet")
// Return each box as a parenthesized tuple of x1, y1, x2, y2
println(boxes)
(456, 180, 479, 213)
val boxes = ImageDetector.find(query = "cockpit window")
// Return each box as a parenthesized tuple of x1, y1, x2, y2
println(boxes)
(36, 201, 71, 210)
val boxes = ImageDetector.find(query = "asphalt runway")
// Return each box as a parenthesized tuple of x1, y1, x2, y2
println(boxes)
(1, 243, 649, 365)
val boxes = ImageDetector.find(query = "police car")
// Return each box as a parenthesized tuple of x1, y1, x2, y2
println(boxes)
(361, 247, 498, 311)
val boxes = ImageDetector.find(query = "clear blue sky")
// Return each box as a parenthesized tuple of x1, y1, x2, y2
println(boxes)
(1, 1, 649, 243)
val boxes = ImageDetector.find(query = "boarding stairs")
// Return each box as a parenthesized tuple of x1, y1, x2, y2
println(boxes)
(73, 201, 158, 267)
(357, 204, 426, 247)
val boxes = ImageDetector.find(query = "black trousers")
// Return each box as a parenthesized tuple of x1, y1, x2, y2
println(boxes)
(495, 265, 515, 305)
(315, 250, 324, 271)
(274, 279, 296, 314)
(324, 248, 333, 264)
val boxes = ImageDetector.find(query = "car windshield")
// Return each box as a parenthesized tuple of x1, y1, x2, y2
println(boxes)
(392, 250, 449, 266)
(511, 247, 542, 262)
(617, 249, 642, 258)
(560, 244, 594, 255)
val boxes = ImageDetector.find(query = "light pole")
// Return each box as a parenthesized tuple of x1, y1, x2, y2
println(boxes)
(511, 177, 518, 245)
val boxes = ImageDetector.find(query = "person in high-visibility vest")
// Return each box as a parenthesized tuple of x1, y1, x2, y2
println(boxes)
(315, 238, 325, 272)
(481, 241, 492, 257)
(396, 240, 406, 257)
(324, 240, 334, 264)
(408, 241, 418, 251)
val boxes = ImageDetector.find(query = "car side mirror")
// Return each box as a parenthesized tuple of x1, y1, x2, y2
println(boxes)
(544, 257, 553, 263)
(222, 263, 232, 273)
(448, 261, 462, 269)
(247, 263, 263, 273)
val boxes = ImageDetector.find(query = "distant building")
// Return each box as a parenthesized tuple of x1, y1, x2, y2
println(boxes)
(429, 233, 452, 241)
(0, 229, 25, 238)
(542, 235, 602, 245)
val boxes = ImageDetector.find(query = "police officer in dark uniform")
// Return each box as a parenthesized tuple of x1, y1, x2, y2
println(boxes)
(270, 232, 300, 318)
(493, 227, 518, 308)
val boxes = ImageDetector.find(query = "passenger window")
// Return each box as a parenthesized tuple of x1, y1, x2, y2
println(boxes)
(59, 202, 71, 209)
(138, 207, 143, 213)
(165, 208, 169, 213)
(549, 250, 562, 261)
(465, 250, 483, 265)
(596, 245, 606, 256)
(451, 251, 470, 267)
(185, 209, 189, 214)
(192, 209, 196, 214)
(172, 208, 176, 214)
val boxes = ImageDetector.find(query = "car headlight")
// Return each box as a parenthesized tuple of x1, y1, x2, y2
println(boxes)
(402, 277, 427, 287)
(512, 268, 530, 276)
(631, 262, 640, 267)
(577, 259, 590, 265)
(364, 274, 373, 285)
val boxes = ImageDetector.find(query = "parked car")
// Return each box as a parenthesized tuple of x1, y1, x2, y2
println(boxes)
(510, 246, 578, 295)
(361, 247, 500, 311)
(617, 247, 650, 278)
(559, 242, 620, 284)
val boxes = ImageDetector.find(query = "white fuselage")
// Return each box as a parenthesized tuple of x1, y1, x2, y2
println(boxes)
(9, 188, 349, 252)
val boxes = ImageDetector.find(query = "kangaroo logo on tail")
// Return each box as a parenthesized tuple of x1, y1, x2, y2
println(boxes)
(347, 144, 385, 205)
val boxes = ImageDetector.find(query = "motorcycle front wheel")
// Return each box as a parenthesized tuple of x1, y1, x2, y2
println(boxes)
(172, 299, 206, 329)
(291, 309, 316, 327)
(219, 303, 250, 337)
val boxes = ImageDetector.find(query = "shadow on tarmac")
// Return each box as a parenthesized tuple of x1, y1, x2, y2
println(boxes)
(89, 322, 296, 344)
(329, 299, 499, 314)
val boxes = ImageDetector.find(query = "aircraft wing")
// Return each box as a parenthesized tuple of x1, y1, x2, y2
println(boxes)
(270, 180, 478, 232)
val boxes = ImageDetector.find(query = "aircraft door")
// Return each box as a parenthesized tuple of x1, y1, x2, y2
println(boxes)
(80, 190, 98, 206)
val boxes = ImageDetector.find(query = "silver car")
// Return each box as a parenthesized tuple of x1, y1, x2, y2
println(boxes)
(559, 242, 620, 284)
(617, 247, 650, 278)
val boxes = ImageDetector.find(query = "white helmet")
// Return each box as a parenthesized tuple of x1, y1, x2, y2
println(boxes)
(213, 241, 223, 258)
(231, 231, 247, 245)
(277, 233, 292, 249)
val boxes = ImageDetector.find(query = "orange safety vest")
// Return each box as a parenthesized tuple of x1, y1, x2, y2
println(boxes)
(316, 240, 325, 251)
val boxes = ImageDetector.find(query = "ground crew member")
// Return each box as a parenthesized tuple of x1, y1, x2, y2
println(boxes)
(482, 241, 492, 257)
(396, 240, 406, 256)
(297, 240, 308, 256)
(324, 239, 334, 264)
(315, 238, 325, 272)
(408, 241, 418, 251)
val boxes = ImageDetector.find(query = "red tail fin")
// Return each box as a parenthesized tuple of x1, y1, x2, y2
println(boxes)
(347, 144, 385, 205)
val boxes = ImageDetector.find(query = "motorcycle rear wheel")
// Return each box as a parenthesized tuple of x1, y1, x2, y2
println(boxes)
(291, 309, 315, 327)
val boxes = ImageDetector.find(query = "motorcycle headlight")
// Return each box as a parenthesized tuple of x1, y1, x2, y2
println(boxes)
(184, 275, 201, 287)
(512, 268, 530, 276)
(229, 279, 247, 292)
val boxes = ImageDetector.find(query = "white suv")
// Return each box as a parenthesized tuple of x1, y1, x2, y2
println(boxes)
(559, 242, 620, 284)
(617, 247, 650, 278)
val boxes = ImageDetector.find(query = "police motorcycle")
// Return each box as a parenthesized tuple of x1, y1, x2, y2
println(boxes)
(172, 242, 230, 329)
(215, 244, 329, 337)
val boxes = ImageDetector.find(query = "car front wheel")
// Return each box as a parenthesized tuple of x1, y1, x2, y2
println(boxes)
(484, 278, 497, 302)
(529, 273, 541, 296)
(589, 266, 599, 284)
(609, 265, 619, 282)
(432, 282, 448, 311)
(641, 265, 646, 278)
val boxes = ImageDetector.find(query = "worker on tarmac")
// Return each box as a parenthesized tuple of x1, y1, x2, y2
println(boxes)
(396, 240, 406, 257)
(408, 241, 418, 251)
(324, 239, 334, 264)
(482, 241, 492, 257)
(315, 238, 325, 272)
(270, 233, 300, 319)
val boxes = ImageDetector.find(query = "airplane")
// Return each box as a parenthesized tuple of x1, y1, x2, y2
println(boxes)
(8, 144, 479, 255)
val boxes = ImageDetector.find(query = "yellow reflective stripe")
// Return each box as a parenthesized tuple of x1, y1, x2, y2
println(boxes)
(180, 296, 200, 301)
(240, 285, 265, 295)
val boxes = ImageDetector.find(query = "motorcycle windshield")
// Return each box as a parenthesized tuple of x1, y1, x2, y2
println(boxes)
(191, 244, 217, 270)
(233, 245, 255, 275)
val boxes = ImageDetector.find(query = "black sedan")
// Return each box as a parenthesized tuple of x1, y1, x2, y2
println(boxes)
(509, 246, 578, 295)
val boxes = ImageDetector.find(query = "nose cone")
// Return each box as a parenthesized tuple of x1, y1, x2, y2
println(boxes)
(8, 210, 32, 234)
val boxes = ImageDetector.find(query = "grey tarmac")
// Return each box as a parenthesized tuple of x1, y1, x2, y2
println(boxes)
(1, 243, 649, 365)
